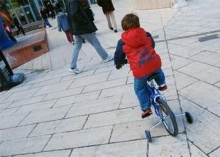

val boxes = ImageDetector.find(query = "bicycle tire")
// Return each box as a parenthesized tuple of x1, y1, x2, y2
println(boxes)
(157, 98, 178, 136)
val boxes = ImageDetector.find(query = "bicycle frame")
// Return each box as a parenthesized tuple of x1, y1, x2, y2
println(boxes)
(147, 80, 164, 117)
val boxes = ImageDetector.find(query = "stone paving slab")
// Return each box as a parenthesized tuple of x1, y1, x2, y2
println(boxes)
(0, 0, 220, 156)
(28, 116, 87, 137)
(7, 95, 46, 109)
(0, 113, 28, 129)
(84, 107, 141, 128)
(44, 126, 112, 151)
(54, 91, 100, 107)
(178, 62, 220, 84)
(0, 135, 51, 156)
(179, 81, 220, 115)
(180, 98, 220, 154)
(66, 96, 121, 118)
(3, 87, 41, 103)
(42, 86, 83, 101)
(34, 80, 73, 96)
(189, 142, 208, 157)
(70, 140, 147, 157)
(149, 134, 190, 157)
(0, 124, 35, 141)
(15, 150, 71, 157)
(15, 99, 56, 114)
(19, 105, 71, 126)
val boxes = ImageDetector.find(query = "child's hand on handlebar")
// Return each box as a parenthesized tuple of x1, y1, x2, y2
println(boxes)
(115, 59, 128, 69)
(116, 64, 123, 69)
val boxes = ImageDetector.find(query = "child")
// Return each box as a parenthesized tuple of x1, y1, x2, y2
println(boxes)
(56, 8, 75, 44)
(114, 13, 167, 118)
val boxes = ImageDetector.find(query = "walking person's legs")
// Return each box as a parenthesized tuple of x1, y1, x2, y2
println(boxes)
(69, 35, 84, 73)
(20, 26, 25, 35)
(105, 13, 113, 30)
(16, 26, 20, 36)
(69, 33, 113, 74)
(81, 33, 112, 61)
(109, 11, 117, 32)
(44, 19, 52, 27)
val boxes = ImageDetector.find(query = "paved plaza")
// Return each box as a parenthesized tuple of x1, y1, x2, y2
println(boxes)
(0, 0, 220, 156)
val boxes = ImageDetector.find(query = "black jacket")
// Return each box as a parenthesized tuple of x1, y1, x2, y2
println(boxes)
(97, 0, 115, 14)
(65, 0, 97, 35)
(13, 17, 20, 27)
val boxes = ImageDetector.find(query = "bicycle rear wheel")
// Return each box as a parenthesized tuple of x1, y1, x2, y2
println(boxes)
(157, 98, 178, 136)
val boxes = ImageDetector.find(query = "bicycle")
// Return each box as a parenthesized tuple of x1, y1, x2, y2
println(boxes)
(144, 73, 193, 142)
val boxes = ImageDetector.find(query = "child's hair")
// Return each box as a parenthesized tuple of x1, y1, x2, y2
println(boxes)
(121, 13, 140, 31)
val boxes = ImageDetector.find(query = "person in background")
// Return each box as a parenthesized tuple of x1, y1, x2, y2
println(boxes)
(57, 8, 75, 44)
(64, 0, 113, 74)
(97, 0, 117, 32)
(12, 14, 25, 36)
(39, 7, 52, 28)
(46, 2, 56, 19)
(114, 13, 167, 118)
(3, 22, 17, 42)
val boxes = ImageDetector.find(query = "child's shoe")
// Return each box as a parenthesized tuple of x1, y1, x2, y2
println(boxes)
(141, 108, 152, 118)
(158, 84, 167, 91)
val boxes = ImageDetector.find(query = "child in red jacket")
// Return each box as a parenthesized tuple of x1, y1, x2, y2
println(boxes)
(114, 13, 167, 118)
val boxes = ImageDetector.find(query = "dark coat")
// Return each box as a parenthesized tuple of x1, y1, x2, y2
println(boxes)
(79, 0, 94, 21)
(40, 8, 48, 20)
(97, 0, 115, 14)
(65, 0, 97, 35)
(12, 17, 20, 27)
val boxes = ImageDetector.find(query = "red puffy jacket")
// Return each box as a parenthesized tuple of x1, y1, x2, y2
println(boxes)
(121, 27, 161, 78)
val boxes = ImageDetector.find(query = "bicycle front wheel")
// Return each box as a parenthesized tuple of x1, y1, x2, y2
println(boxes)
(157, 98, 178, 136)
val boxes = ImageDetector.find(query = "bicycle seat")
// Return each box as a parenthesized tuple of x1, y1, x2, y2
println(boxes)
(147, 73, 159, 82)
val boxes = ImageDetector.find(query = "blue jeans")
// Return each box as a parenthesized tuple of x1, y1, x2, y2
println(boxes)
(43, 18, 52, 27)
(134, 68, 166, 111)
(70, 33, 108, 69)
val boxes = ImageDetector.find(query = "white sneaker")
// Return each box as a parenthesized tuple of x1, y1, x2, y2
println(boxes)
(103, 55, 114, 63)
(69, 68, 81, 74)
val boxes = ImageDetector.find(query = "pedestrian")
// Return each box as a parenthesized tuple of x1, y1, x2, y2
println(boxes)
(114, 13, 167, 118)
(79, 0, 94, 22)
(3, 22, 17, 42)
(56, 8, 75, 44)
(12, 14, 25, 36)
(39, 7, 52, 28)
(64, 0, 113, 74)
(97, 0, 117, 32)
(46, 2, 56, 19)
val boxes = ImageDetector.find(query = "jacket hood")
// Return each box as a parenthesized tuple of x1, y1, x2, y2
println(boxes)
(121, 27, 147, 48)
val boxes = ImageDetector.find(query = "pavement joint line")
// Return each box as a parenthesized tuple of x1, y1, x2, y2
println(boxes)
(43, 29, 220, 52)
(156, 29, 220, 43)
(180, 95, 220, 118)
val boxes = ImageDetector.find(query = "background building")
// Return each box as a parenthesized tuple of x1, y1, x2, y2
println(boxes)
(0, 0, 65, 29)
